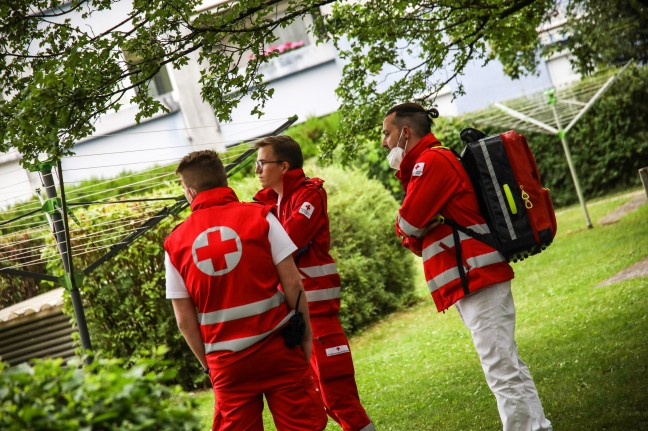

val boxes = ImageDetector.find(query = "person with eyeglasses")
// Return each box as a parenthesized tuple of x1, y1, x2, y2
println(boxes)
(254, 136, 376, 431)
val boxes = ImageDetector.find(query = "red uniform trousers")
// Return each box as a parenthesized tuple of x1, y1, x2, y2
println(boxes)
(209, 332, 327, 431)
(310, 317, 373, 431)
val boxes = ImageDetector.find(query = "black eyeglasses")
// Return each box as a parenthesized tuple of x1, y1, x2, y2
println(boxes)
(255, 160, 284, 170)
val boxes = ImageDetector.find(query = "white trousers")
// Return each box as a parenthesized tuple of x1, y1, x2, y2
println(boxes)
(455, 281, 553, 431)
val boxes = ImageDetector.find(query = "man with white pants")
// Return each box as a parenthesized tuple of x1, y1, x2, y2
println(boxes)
(382, 102, 552, 430)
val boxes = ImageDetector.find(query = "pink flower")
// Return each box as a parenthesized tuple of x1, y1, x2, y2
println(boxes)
(254, 40, 306, 59)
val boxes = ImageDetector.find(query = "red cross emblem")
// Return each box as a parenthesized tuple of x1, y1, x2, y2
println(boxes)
(192, 227, 242, 276)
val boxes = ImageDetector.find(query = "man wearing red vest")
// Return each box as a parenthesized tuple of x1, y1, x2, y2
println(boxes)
(164, 150, 327, 431)
(253, 136, 375, 431)
(382, 103, 552, 431)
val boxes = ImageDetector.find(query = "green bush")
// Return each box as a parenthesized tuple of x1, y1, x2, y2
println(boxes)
(234, 164, 418, 334)
(0, 352, 201, 431)
(322, 166, 419, 332)
(536, 64, 648, 206)
(0, 230, 50, 308)
(284, 113, 341, 160)
(0, 196, 53, 308)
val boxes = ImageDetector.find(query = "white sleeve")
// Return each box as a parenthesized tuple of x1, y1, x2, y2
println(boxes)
(165, 251, 190, 299)
(266, 213, 298, 264)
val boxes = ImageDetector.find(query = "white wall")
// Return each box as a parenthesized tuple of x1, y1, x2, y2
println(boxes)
(221, 44, 343, 145)
(0, 152, 41, 209)
(545, 52, 581, 88)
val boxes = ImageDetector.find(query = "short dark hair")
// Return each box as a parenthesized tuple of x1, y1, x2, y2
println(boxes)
(254, 135, 303, 170)
(384, 102, 439, 137)
(175, 150, 227, 192)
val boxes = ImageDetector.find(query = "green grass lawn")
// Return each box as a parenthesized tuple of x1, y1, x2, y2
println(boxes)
(191, 189, 648, 430)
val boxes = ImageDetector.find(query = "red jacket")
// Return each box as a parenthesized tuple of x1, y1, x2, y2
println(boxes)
(254, 169, 342, 335)
(396, 134, 514, 312)
(164, 187, 292, 365)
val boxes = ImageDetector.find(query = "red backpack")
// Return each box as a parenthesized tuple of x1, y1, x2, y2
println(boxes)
(443, 128, 557, 263)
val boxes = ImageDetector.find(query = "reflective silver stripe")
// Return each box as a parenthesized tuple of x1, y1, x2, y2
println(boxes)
(397, 214, 425, 238)
(305, 287, 341, 302)
(427, 251, 506, 292)
(422, 223, 490, 261)
(198, 291, 285, 325)
(204, 311, 293, 353)
(299, 263, 338, 279)
(477, 140, 516, 240)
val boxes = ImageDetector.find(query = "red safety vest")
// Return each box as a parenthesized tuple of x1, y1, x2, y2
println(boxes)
(396, 134, 514, 312)
(164, 187, 292, 363)
(254, 169, 341, 334)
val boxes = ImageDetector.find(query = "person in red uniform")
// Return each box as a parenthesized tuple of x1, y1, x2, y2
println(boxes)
(164, 150, 327, 431)
(253, 136, 375, 431)
(382, 103, 552, 431)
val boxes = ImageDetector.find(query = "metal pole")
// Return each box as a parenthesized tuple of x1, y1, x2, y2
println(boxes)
(549, 103, 593, 228)
(40, 163, 93, 362)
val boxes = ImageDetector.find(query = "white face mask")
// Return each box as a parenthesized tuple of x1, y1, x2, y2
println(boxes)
(387, 146, 405, 170)
(386, 129, 408, 170)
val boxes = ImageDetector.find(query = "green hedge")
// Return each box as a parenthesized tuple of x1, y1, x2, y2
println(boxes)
(0, 352, 200, 431)
(528, 64, 648, 206)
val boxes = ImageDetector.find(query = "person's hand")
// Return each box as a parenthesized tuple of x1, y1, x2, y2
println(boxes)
(420, 214, 443, 236)
(402, 237, 423, 256)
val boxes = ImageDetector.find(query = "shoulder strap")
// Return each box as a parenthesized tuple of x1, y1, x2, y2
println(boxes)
(441, 216, 498, 250)
(441, 217, 499, 296)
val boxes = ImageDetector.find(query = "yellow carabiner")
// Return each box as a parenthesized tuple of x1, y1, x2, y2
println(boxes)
(520, 186, 533, 209)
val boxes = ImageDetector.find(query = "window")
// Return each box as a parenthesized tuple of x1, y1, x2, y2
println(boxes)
(123, 50, 174, 98)
(245, 14, 312, 63)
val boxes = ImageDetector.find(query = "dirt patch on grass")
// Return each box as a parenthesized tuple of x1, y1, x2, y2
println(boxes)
(596, 192, 647, 287)
(596, 257, 648, 288)
(599, 192, 646, 225)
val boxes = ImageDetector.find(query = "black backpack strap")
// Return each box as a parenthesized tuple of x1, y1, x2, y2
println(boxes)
(450, 226, 470, 295)
(441, 217, 498, 250)
(441, 216, 500, 296)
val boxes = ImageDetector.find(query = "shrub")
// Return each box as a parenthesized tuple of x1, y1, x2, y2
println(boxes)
(0, 351, 201, 431)
(0, 197, 53, 308)
(284, 113, 341, 161)
(234, 164, 418, 334)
